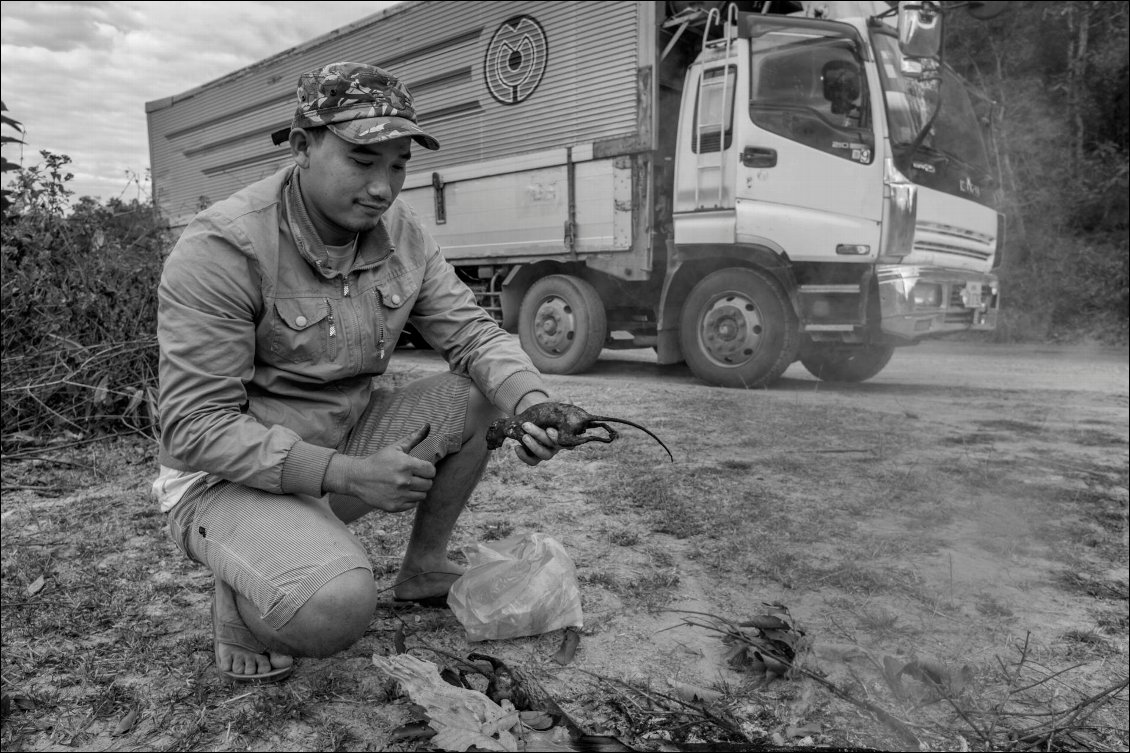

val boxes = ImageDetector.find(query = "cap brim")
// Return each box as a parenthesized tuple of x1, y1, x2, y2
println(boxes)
(327, 117, 440, 151)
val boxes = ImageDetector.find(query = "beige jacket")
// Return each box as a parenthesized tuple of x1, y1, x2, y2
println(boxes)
(157, 165, 546, 498)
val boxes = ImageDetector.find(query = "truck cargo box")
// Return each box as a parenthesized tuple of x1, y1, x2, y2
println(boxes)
(146, 0, 659, 266)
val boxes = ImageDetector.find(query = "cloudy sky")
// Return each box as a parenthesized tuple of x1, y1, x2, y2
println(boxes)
(1, 1, 400, 203)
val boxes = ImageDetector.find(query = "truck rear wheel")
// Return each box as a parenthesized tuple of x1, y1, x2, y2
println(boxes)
(679, 268, 799, 389)
(518, 274, 607, 374)
(799, 344, 894, 383)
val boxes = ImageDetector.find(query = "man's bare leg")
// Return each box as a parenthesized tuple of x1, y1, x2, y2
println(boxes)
(220, 565, 378, 675)
(393, 386, 497, 600)
(215, 432, 485, 676)
(328, 384, 497, 599)
(213, 577, 294, 677)
(217, 382, 498, 674)
(392, 429, 491, 600)
(212, 383, 499, 677)
(215, 495, 381, 675)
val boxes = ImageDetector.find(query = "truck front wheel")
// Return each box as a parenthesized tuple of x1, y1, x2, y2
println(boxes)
(679, 268, 799, 389)
(518, 274, 607, 374)
(799, 344, 895, 383)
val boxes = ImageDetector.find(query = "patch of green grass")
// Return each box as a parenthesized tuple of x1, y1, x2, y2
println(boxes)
(974, 592, 1016, 619)
(312, 718, 359, 751)
(1062, 428, 1129, 447)
(813, 561, 925, 598)
(1057, 569, 1130, 601)
(592, 467, 706, 539)
(608, 527, 641, 547)
(579, 561, 681, 609)
(975, 419, 1046, 434)
(1094, 607, 1129, 633)
(855, 606, 907, 638)
(717, 458, 757, 472)
(478, 519, 514, 540)
(940, 432, 999, 446)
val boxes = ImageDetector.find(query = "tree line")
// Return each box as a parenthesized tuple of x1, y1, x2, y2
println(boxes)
(947, 0, 1128, 341)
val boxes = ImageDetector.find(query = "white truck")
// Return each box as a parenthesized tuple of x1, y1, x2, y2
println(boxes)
(146, 0, 1003, 388)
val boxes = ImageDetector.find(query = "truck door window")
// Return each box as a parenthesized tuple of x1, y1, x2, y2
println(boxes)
(693, 66, 736, 153)
(749, 28, 874, 164)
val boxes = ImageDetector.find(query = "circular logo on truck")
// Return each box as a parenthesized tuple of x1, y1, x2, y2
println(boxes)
(484, 15, 548, 105)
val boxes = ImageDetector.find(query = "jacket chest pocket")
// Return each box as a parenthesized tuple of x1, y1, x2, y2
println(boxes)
(270, 297, 332, 363)
(355, 272, 421, 371)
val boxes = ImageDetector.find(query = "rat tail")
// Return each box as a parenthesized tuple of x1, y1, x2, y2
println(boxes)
(594, 417, 674, 462)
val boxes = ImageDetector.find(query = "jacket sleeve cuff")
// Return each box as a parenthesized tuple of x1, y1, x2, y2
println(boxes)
(491, 370, 550, 415)
(280, 440, 337, 497)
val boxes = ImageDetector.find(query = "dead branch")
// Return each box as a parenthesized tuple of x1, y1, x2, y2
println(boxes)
(671, 610, 925, 750)
(570, 666, 754, 744)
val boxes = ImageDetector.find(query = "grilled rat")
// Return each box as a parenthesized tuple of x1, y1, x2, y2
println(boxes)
(486, 401, 673, 462)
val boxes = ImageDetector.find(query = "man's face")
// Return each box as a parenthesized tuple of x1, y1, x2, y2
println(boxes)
(293, 130, 412, 243)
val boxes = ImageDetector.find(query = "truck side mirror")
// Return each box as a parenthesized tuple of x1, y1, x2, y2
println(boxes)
(897, 1, 942, 60)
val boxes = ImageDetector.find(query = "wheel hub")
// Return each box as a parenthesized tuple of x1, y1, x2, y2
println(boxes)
(700, 295, 762, 365)
(534, 296, 574, 355)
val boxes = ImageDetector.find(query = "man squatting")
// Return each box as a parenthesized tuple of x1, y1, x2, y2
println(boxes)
(153, 62, 565, 682)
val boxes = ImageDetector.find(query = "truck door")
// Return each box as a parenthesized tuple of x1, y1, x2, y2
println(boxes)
(734, 18, 883, 262)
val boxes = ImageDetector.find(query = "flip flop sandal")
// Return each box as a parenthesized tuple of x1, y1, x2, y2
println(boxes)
(212, 595, 294, 684)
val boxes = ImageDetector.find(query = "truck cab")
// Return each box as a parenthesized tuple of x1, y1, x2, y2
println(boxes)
(662, 1, 1001, 387)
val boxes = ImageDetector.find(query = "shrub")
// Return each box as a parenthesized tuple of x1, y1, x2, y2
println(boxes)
(1, 150, 168, 442)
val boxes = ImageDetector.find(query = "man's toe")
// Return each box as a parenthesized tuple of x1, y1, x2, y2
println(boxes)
(270, 652, 295, 671)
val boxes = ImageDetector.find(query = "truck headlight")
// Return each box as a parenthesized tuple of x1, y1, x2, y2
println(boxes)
(911, 282, 942, 308)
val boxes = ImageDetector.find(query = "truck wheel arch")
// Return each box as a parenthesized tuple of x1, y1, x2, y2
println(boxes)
(500, 261, 579, 331)
(658, 244, 800, 337)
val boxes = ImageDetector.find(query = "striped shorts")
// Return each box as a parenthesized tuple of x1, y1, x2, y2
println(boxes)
(166, 371, 471, 629)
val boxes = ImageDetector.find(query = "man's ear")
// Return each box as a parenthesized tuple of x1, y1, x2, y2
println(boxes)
(289, 128, 313, 168)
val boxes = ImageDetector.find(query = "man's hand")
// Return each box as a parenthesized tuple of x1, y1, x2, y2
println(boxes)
(511, 394, 562, 466)
(324, 424, 436, 512)
(513, 422, 561, 466)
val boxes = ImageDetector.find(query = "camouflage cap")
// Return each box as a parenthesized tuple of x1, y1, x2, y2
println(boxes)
(290, 62, 440, 151)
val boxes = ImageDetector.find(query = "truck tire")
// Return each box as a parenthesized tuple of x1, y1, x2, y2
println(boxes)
(799, 344, 894, 383)
(679, 268, 799, 389)
(518, 274, 607, 374)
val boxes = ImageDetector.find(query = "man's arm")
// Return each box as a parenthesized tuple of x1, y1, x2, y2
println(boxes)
(157, 219, 334, 496)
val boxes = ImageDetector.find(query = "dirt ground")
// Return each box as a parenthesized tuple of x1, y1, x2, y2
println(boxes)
(1, 339, 1127, 751)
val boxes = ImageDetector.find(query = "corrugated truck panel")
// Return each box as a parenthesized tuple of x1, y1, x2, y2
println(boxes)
(147, 1, 654, 230)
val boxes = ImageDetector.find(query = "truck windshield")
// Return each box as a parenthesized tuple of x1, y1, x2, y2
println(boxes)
(872, 31, 995, 185)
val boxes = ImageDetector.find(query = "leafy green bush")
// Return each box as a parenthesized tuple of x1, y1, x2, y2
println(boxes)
(1, 149, 168, 442)
(947, 4, 1129, 345)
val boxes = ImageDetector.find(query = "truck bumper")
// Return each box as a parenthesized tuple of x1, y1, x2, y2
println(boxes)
(877, 265, 999, 342)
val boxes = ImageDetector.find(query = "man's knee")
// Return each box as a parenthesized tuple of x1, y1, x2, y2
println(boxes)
(283, 568, 377, 657)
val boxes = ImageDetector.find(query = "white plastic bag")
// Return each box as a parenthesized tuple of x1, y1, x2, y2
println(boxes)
(448, 532, 583, 642)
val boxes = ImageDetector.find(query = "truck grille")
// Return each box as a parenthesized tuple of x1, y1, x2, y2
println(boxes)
(914, 222, 995, 262)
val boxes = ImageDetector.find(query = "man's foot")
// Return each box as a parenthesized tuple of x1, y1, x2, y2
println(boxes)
(391, 564, 464, 605)
(213, 579, 294, 683)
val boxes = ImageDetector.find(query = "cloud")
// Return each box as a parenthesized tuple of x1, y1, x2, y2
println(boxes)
(0, 2, 144, 52)
(1, 0, 400, 202)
